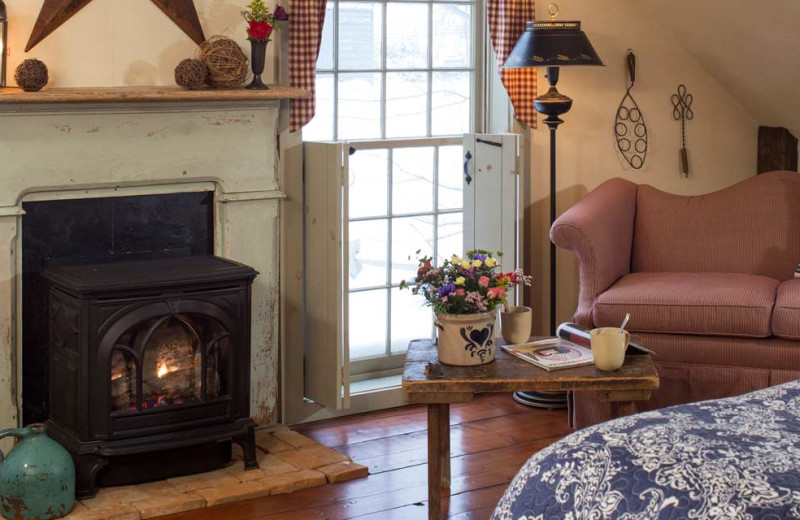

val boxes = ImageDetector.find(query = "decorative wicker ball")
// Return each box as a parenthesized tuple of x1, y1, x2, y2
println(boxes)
(197, 36, 249, 89)
(174, 58, 208, 90)
(15, 59, 49, 92)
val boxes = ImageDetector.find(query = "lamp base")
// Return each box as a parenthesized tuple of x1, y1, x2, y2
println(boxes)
(513, 391, 568, 410)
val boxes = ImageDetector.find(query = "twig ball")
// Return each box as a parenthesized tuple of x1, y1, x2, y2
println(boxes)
(15, 59, 49, 92)
(174, 58, 208, 90)
(197, 36, 249, 89)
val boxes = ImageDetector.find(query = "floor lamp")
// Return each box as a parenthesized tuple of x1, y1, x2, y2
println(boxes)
(503, 10, 603, 408)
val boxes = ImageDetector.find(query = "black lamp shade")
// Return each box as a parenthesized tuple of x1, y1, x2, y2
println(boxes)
(504, 20, 603, 69)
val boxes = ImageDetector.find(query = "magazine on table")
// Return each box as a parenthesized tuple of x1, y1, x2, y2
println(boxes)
(501, 322, 654, 371)
(556, 322, 654, 356)
(501, 338, 594, 372)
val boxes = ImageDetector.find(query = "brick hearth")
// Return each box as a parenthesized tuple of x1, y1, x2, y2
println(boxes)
(64, 427, 368, 519)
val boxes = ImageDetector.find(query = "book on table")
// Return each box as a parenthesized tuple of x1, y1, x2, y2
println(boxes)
(501, 338, 594, 372)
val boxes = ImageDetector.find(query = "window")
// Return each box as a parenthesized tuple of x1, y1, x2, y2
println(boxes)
(347, 139, 465, 376)
(304, 0, 481, 142)
(305, 0, 484, 380)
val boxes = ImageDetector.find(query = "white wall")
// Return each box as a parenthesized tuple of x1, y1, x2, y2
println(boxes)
(4, 0, 277, 87)
(528, 0, 759, 334)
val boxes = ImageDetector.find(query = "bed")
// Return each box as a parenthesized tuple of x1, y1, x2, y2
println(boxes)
(492, 380, 800, 519)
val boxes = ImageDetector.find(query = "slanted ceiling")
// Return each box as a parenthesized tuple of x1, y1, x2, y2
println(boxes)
(641, 0, 800, 138)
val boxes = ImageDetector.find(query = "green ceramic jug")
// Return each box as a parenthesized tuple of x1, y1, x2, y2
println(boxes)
(0, 424, 75, 520)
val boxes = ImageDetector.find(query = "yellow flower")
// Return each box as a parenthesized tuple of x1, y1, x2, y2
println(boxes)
(451, 255, 461, 264)
(485, 258, 498, 268)
(455, 276, 466, 286)
(472, 259, 482, 268)
(460, 259, 471, 269)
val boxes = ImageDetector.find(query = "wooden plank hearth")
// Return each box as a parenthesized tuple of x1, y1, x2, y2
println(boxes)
(0, 86, 310, 104)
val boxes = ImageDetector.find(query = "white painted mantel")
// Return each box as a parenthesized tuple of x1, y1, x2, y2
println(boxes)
(0, 87, 307, 444)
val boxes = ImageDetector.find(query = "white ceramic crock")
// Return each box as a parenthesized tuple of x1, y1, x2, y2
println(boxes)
(435, 312, 497, 366)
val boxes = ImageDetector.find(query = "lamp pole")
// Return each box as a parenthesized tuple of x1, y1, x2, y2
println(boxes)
(535, 66, 573, 334)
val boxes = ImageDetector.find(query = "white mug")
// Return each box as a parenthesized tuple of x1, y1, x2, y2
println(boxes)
(590, 327, 629, 371)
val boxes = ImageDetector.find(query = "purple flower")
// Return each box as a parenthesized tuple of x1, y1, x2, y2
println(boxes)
(472, 253, 487, 262)
(438, 283, 456, 298)
(274, 6, 290, 21)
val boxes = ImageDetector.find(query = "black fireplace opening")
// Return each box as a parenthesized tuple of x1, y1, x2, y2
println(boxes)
(22, 192, 214, 424)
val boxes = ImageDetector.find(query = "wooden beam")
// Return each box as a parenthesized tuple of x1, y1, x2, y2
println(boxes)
(758, 126, 798, 174)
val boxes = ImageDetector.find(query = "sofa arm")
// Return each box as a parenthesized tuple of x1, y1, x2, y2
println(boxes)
(550, 178, 638, 328)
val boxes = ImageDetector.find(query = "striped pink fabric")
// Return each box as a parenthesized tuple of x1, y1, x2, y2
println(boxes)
(288, 0, 327, 132)
(773, 279, 800, 340)
(550, 178, 638, 327)
(487, 0, 537, 128)
(594, 272, 779, 338)
(632, 171, 800, 280)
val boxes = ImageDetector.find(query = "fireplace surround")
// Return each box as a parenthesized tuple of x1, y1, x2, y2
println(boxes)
(44, 256, 259, 498)
(0, 87, 309, 459)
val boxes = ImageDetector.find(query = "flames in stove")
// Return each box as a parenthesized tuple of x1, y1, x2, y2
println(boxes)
(156, 362, 179, 379)
(109, 315, 223, 412)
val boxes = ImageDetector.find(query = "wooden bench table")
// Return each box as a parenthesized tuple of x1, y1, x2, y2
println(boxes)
(402, 338, 659, 520)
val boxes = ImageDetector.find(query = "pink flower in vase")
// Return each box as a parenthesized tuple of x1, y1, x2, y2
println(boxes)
(487, 287, 506, 299)
(478, 276, 490, 288)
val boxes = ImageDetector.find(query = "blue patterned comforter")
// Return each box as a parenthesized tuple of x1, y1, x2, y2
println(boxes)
(492, 381, 800, 520)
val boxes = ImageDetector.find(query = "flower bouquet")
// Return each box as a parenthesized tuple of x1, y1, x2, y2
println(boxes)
(401, 250, 531, 366)
(241, 0, 289, 89)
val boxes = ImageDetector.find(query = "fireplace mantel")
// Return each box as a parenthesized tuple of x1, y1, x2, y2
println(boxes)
(0, 89, 290, 447)
(0, 86, 310, 105)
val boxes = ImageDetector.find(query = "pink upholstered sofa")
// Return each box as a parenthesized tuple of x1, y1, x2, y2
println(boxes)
(551, 171, 800, 428)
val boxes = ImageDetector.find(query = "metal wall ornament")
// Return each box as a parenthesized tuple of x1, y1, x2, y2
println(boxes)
(614, 50, 648, 169)
(672, 84, 694, 178)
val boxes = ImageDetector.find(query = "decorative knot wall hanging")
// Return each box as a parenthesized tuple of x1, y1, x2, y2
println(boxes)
(614, 50, 648, 169)
(671, 84, 694, 178)
(26, 0, 205, 52)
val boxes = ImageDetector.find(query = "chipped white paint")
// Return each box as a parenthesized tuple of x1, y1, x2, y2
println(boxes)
(0, 100, 284, 434)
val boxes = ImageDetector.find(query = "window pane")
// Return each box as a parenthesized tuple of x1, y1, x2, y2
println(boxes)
(350, 150, 388, 219)
(349, 219, 388, 289)
(339, 2, 382, 70)
(432, 71, 471, 136)
(349, 289, 388, 359)
(386, 3, 429, 69)
(391, 287, 433, 353)
(392, 215, 434, 284)
(432, 4, 471, 68)
(317, 4, 335, 70)
(392, 147, 434, 215)
(338, 73, 382, 140)
(438, 145, 463, 210)
(304, 74, 334, 142)
(437, 212, 463, 262)
(386, 72, 428, 138)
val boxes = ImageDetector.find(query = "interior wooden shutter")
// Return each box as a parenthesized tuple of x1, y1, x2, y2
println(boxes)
(303, 142, 351, 410)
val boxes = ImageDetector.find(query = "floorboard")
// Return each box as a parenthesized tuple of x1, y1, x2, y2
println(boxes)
(164, 393, 570, 520)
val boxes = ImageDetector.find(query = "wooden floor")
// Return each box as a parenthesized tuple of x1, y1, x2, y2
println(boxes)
(166, 394, 571, 520)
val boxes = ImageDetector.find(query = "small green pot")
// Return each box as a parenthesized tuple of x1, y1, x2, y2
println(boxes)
(0, 424, 75, 520)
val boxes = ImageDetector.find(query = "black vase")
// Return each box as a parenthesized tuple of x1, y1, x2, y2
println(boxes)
(248, 39, 269, 90)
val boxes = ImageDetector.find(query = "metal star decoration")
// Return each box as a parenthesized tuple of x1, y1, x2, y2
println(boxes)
(26, 0, 206, 52)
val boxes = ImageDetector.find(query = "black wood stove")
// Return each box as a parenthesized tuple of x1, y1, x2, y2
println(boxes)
(42, 256, 260, 498)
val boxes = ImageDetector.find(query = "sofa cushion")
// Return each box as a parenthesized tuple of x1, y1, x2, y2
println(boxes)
(594, 272, 779, 338)
(773, 280, 800, 340)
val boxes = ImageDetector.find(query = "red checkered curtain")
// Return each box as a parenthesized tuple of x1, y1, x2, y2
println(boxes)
(289, 0, 327, 132)
(487, 0, 537, 128)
